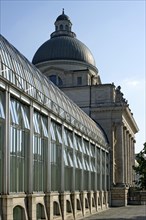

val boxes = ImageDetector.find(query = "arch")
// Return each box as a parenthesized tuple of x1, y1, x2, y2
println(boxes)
(65, 25, 69, 31)
(66, 200, 71, 213)
(85, 198, 89, 208)
(13, 205, 25, 220)
(36, 203, 45, 220)
(36, 203, 45, 219)
(53, 201, 60, 216)
(92, 197, 95, 207)
(76, 199, 81, 210)
(98, 197, 101, 206)
(60, 24, 63, 30)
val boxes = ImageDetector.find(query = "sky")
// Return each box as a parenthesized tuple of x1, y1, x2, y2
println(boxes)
(0, 0, 145, 153)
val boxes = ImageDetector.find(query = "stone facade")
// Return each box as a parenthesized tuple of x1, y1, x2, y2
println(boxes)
(0, 191, 108, 220)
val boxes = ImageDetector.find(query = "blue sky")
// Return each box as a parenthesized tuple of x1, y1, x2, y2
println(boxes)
(1, 0, 145, 152)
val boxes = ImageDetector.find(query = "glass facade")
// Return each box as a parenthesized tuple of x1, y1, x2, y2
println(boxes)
(0, 35, 108, 149)
(33, 111, 48, 192)
(0, 91, 5, 192)
(64, 128, 74, 191)
(50, 121, 62, 191)
(0, 35, 109, 196)
(10, 98, 30, 192)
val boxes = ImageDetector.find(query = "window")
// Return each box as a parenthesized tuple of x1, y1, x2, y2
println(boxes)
(64, 128, 74, 191)
(10, 98, 30, 192)
(60, 24, 63, 30)
(0, 91, 5, 119)
(65, 25, 69, 30)
(77, 77, 82, 85)
(0, 118, 4, 192)
(33, 111, 48, 192)
(49, 75, 63, 86)
(50, 121, 62, 191)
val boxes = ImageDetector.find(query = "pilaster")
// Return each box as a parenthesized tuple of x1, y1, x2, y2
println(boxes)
(115, 122, 124, 186)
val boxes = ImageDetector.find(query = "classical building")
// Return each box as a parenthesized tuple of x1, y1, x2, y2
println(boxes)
(0, 10, 138, 220)
(32, 10, 139, 207)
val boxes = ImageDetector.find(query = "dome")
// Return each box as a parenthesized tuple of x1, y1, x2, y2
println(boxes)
(56, 14, 70, 22)
(56, 9, 71, 22)
(32, 10, 96, 68)
(32, 36, 96, 66)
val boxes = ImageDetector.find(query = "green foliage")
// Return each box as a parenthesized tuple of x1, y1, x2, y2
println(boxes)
(133, 142, 146, 190)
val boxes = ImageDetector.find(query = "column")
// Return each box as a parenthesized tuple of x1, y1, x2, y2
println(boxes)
(129, 134, 132, 186)
(99, 148, 102, 191)
(3, 90, 10, 194)
(28, 104, 33, 193)
(72, 132, 76, 191)
(104, 151, 107, 191)
(46, 116, 51, 192)
(115, 123, 124, 185)
(132, 139, 136, 185)
(126, 131, 130, 185)
(94, 146, 97, 191)
(61, 125, 65, 192)
(123, 126, 127, 185)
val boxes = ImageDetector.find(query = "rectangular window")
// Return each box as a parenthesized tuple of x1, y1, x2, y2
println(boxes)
(56, 126, 62, 144)
(33, 111, 48, 192)
(10, 100, 19, 125)
(77, 77, 82, 85)
(21, 105, 30, 129)
(33, 112, 40, 134)
(0, 92, 5, 119)
(64, 149, 68, 166)
(50, 123, 56, 141)
(41, 117, 48, 138)
(10, 98, 30, 193)
(0, 123, 4, 192)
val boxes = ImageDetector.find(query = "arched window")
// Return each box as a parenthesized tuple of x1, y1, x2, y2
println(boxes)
(36, 203, 45, 219)
(13, 206, 25, 220)
(49, 75, 63, 86)
(65, 25, 69, 31)
(60, 24, 63, 30)
(53, 201, 60, 216)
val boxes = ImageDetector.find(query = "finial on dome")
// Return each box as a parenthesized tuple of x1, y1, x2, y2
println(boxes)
(62, 8, 64, 14)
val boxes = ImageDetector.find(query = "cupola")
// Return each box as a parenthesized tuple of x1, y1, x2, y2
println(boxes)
(51, 9, 76, 38)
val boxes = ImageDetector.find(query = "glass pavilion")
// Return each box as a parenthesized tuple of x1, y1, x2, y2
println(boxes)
(0, 35, 109, 220)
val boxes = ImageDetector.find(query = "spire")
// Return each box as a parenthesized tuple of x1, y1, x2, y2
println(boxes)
(62, 8, 64, 14)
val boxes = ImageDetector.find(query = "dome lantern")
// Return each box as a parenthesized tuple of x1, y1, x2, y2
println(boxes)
(51, 9, 76, 38)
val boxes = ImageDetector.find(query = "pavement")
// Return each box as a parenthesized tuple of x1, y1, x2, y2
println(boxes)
(82, 204, 146, 220)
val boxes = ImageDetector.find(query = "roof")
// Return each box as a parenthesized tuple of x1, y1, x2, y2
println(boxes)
(56, 9, 71, 22)
(0, 34, 108, 148)
(32, 36, 96, 66)
(32, 11, 96, 67)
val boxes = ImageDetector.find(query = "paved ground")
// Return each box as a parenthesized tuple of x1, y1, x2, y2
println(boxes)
(82, 204, 146, 220)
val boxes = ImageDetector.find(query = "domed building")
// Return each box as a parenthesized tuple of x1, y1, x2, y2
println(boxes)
(32, 9, 139, 208)
(32, 9, 101, 87)
(0, 9, 139, 220)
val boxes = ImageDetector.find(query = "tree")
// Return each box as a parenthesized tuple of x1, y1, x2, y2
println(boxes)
(133, 142, 146, 190)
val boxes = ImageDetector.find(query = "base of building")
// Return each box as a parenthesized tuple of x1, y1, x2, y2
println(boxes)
(111, 186, 129, 207)
(0, 190, 109, 220)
